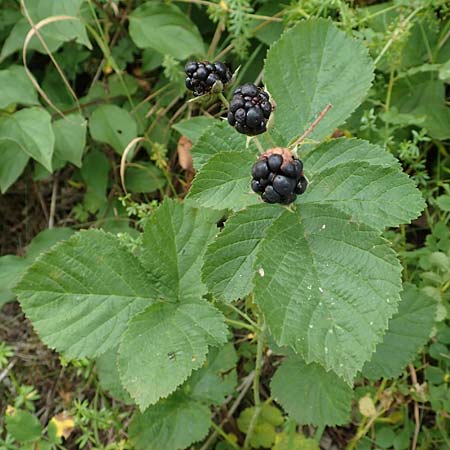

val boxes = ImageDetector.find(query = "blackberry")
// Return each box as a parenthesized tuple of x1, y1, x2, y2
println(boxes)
(227, 83, 273, 136)
(185, 61, 232, 97)
(250, 148, 308, 205)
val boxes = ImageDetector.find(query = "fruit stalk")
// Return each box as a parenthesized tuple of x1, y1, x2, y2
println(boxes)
(290, 103, 332, 147)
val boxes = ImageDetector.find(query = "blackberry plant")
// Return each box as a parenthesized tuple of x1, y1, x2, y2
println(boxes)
(13, 18, 430, 450)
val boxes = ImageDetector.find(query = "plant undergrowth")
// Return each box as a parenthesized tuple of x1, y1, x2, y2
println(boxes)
(0, 1, 449, 450)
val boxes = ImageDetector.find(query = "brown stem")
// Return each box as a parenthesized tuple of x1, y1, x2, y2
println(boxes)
(290, 103, 332, 147)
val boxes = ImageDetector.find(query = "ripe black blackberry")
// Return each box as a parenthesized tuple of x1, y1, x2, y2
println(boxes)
(227, 83, 273, 136)
(251, 148, 308, 205)
(185, 61, 232, 97)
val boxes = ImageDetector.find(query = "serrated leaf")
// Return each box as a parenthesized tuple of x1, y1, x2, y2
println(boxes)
(0, 108, 54, 172)
(271, 355, 353, 427)
(0, 0, 91, 61)
(362, 284, 437, 380)
(15, 230, 156, 359)
(96, 347, 133, 405)
(129, 3, 204, 59)
(265, 19, 374, 143)
(0, 65, 39, 108)
(301, 138, 400, 172)
(118, 299, 227, 410)
(203, 204, 284, 302)
(52, 113, 87, 167)
(89, 104, 137, 154)
(5, 409, 43, 442)
(188, 151, 259, 211)
(186, 343, 238, 405)
(254, 205, 402, 382)
(172, 116, 216, 144)
(302, 161, 424, 230)
(129, 391, 211, 450)
(190, 121, 254, 171)
(140, 200, 221, 302)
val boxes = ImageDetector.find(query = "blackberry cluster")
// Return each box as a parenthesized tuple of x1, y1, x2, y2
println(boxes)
(227, 83, 272, 136)
(251, 148, 308, 205)
(185, 61, 232, 97)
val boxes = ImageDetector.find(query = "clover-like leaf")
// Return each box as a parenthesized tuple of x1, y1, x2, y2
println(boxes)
(254, 204, 402, 382)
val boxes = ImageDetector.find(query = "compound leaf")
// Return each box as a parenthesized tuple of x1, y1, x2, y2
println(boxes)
(188, 151, 259, 211)
(129, 391, 211, 450)
(191, 121, 254, 171)
(254, 205, 402, 382)
(141, 199, 221, 303)
(129, 2, 204, 59)
(118, 299, 227, 410)
(265, 19, 374, 144)
(362, 284, 437, 380)
(203, 204, 284, 302)
(271, 355, 353, 427)
(15, 230, 156, 359)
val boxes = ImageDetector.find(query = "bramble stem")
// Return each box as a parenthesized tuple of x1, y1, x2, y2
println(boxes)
(253, 137, 265, 154)
(243, 318, 265, 449)
(224, 318, 256, 332)
(290, 103, 332, 147)
(218, 92, 230, 109)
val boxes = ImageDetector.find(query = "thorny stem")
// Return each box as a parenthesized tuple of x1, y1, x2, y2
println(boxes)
(243, 318, 265, 450)
(253, 137, 265, 154)
(225, 302, 258, 328)
(289, 103, 332, 148)
(224, 318, 256, 332)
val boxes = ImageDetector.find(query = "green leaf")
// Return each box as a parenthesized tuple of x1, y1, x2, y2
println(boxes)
(186, 343, 238, 405)
(254, 205, 402, 382)
(52, 113, 87, 167)
(297, 138, 425, 230)
(172, 116, 216, 144)
(391, 75, 450, 140)
(237, 404, 284, 449)
(188, 151, 259, 211)
(15, 230, 156, 359)
(203, 204, 284, 302)
(0, 143, 29, 193)
(125, 162, 166, 193)
(273, 432, 320, 450)
(129, 392, 211, 450)
(96, 347, 133, 404)
(0, 65, 39, 108)
(118, 299, 227, 410)
(0, 108, 54, 172)
(89, 104, 138, 154)
(190, 121, 254, 171)
(271, 356, 353, 427)
(129, 2, 204, 59)
(362, 284, 437, 380)
(0, 256, 29, 307)
(140, 200, 221, 302)
(5, 410, 43, 442)
(25, 227, 75, 260)
(0, 0, 91, 61)
(265, 19, 374, 143)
